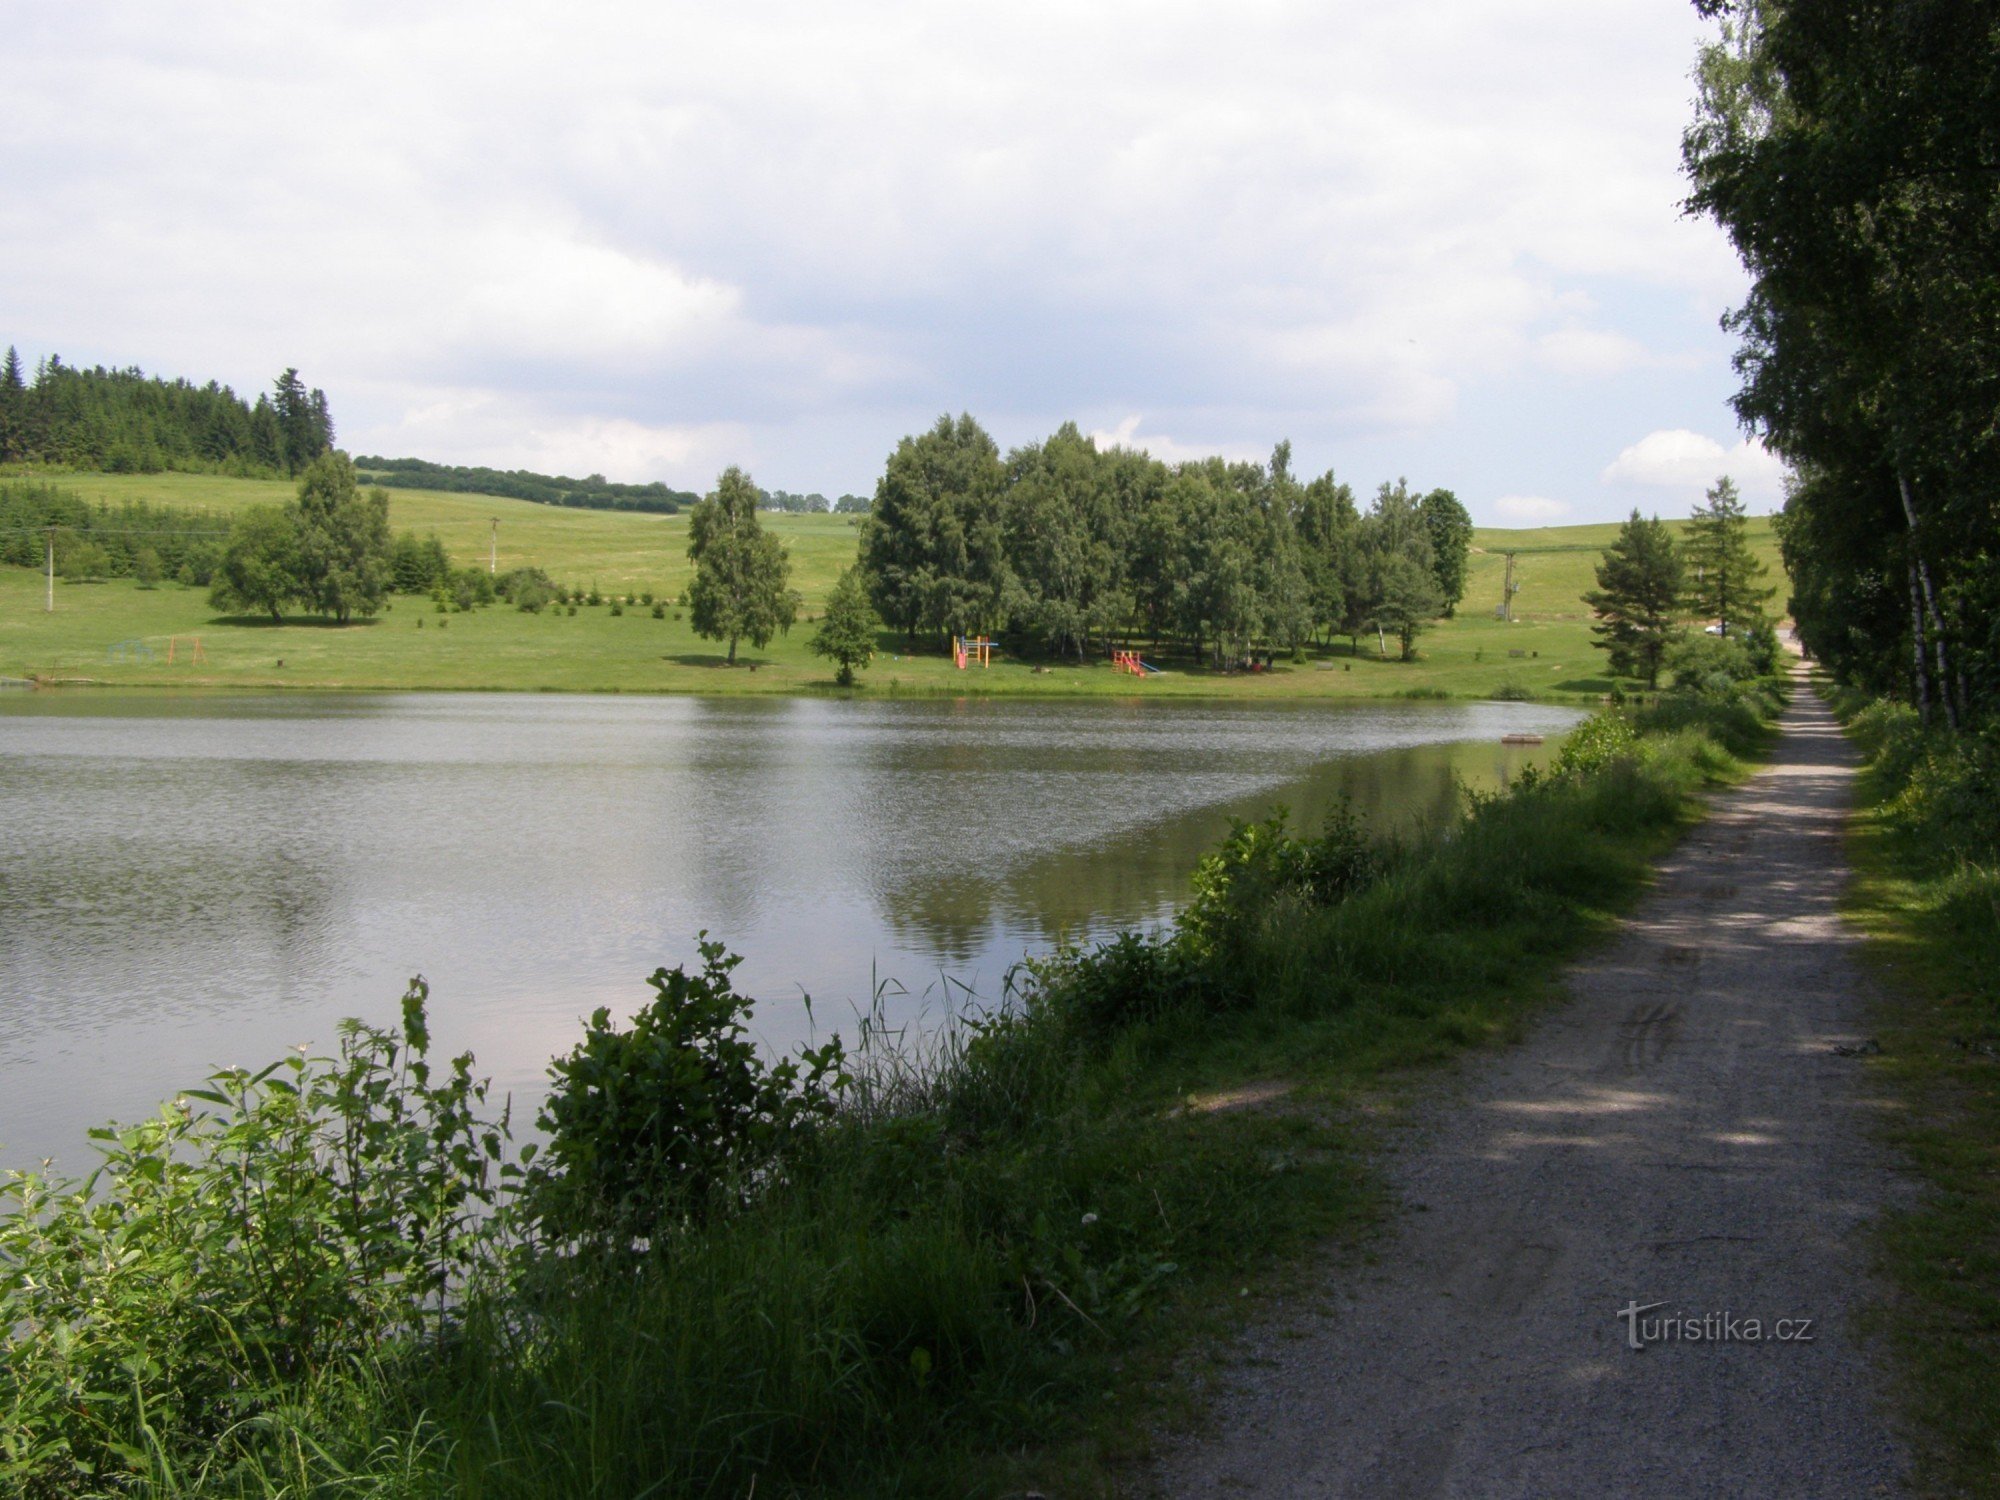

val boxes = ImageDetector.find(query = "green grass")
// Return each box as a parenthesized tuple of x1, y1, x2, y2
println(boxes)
(1839, 729, 2000, 1497)
(0, 467, 1784, 698)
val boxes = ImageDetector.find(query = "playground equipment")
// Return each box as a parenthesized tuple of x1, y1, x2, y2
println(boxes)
(167, 635, 206, 665)
(1112, 650, 1163, 677)
(107, 638, 156, 663)
(953, 635, 996, 669)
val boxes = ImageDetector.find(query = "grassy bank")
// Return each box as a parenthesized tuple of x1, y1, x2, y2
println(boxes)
(0, 677, 1786, 1498)
(0, 468, 1782, 700)
(1830, 689, 2000, 1496)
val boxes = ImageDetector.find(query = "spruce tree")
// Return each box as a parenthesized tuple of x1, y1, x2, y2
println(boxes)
(1682, 476, 1774, 637)
(1586, 510, 1686, 688)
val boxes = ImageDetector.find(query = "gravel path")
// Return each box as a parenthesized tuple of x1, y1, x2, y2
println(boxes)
(1153, 670, 1912, 1498)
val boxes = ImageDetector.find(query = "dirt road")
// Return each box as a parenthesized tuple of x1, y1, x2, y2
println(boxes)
(1155, 672, 1911, 1497)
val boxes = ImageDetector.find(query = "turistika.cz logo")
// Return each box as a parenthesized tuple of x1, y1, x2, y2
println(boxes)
(1617, 1301, 1816, 1350)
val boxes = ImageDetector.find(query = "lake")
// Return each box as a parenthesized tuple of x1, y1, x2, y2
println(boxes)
(0, 691, 1581, 1167)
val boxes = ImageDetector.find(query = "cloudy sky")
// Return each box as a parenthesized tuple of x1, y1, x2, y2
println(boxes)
(3, 1, 1781, 525)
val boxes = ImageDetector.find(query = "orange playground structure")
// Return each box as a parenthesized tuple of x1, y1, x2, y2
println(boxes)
(953, 636, 995, 669)
(1112, 650, 1162, 677)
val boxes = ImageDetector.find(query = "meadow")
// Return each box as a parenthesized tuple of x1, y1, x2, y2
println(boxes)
(0, 469, 1784, 699)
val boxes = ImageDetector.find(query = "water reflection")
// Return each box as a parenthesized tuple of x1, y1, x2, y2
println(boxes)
(0, 691, 1579, 1167)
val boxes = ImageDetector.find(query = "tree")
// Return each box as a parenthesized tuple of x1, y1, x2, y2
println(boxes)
(1356, 480, 1444, 659)
(132, 545, 163, 589)
(271, 368, 329, 475)
(1684, 0, 2000, 723)
(210, 505, 303, 621)
(1418, 488, 1474, 616)
(1003, 423, 1121, 659)
(687, 466, 799, 664)
(810, 567, 880, 685)
(1682, 475, 1774, 635)
(291, 453, 391, 623)
(0, 346, 23, 463)
(858, 414, 1007, 647)
(1586, 511, 1687, 688)
(1295, 470, 1359, 644)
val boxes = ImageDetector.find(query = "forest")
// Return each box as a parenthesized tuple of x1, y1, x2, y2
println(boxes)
(0, 351, 332, 478)
(858, 416, 1472, 665)
(354, 455, 697, 514)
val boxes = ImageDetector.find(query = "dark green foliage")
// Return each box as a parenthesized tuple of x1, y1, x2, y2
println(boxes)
(209, 504, 303, 621)
(292, 454, 392, 622)
(860, 413, 1011, 647)
(851, 418, 1460, 667)
(0, 481, 229, 581)
(0, 350, 330, 475)
(354, 456, 692, 514)
(1683, 476, 1774, 633)
(497, 566, 557, 613)
(389, 530, 452, 593)
(525, 937, 848, 1248)
(1684, 2, 1999, 724)
(1585, 510, 1687, 687)
(1418, 487, 1474, 616)
(207, 456, 394, 622)
(810, 564, 880, 685)
(686, 466, 799, 664)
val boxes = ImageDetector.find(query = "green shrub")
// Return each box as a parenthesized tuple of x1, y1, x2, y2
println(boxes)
(0, 983, 507, 1493)
(1179, 805, 1378, 980)
(1554, 710, 1638, 777)
(524, 938, 849, 1249)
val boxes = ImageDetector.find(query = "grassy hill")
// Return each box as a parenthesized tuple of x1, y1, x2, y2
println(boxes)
(0, 469, 1784, 699)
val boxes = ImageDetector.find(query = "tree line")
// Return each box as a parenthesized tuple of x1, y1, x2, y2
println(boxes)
(354, 456, 697, 515)
(0, 481, 230, 585)
(1683, 0, 1997, 726)
(0, 350, 333, 478)
(855, 415, 1471, 664)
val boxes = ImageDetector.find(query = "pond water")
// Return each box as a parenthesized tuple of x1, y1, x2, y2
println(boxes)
(0, 691, 1581, 1167)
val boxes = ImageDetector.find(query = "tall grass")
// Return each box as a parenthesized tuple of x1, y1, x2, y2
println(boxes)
(2, 682, 1785, 1499)
(1829, 685, 2000, 1496)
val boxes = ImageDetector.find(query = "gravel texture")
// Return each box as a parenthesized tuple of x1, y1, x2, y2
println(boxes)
(1152, 670, 1912, 1498)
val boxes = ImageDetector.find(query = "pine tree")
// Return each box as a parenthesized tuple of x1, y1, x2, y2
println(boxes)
(1586, 511, 1686, 688)
(1682, 476, 1774, 637)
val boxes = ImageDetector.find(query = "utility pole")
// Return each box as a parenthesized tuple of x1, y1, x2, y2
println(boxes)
(489, 518, 498, 575)
(46, 526, 56, 612)
(1501, 552, 1516, 622)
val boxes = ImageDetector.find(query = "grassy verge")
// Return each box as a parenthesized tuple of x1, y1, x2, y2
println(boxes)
(1831, 689, 2000, 1496)
(0, 683, 1784, 1498)
(1, 467, 1783, 700)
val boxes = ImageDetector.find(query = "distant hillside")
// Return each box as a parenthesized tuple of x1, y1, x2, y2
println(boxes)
(355, 456, 695, 515)
(0, 347, 331, 478)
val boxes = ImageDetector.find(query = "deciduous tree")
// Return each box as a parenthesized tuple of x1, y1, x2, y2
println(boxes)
(687, 466, 798, 664)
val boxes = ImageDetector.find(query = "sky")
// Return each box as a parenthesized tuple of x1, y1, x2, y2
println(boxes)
(1, 1, 1783, 527)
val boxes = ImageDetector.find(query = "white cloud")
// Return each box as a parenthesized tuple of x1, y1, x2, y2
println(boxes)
(1600, 429, 1789, 508)
(1492, 495, 1572, 524)
(0, 1, 1752, 501)
(359, 385, 749, 485)
(1087, 416, 1266, 467)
